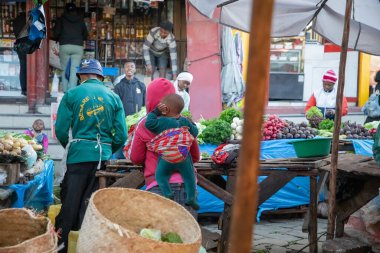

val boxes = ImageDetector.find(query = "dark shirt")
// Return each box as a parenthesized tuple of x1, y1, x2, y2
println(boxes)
(113, 77, 146, 116)
(13, 12, 26, 38)
(53, 12, 88, 46)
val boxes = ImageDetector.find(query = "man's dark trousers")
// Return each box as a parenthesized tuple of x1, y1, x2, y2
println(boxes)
(55, 161, 104, 253)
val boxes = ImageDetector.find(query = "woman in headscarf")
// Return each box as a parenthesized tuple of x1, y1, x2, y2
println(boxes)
(173, 72, 193, 112)
(128, 78, 200, 218)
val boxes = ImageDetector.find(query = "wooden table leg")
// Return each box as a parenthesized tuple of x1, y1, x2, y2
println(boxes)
(218, 173, 236, 253)
(98, 176, 107, 189)
(302, 171, 328, 232)
(309, 175, 318, 253)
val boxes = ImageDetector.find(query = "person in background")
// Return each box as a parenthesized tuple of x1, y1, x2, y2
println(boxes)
(54, 3, 88, 92)
(363, 70, 380, 124)
(305, 69, 348, 119)
(143, 21, 177, 80)
(55, 59, 127, 253)
(173, 72, 193, 112)
(113, 60, 146, 159)
(12, 12, 27, 96)
(129, 78, 200, 219)
(24, 119, 48, 154)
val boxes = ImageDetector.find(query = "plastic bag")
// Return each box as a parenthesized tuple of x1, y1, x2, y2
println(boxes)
(22, 144, 37, 169)
(0, 169, 7, 185)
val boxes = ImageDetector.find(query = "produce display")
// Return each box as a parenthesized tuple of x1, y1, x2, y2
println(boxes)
(340, 121, 374, 139)
(230, 117, 244, 141)
(125, 107, 146, 127)
(306, 106, 324, 128)
(195, 107, 378, 145)
(197, 119, 232, 145)
(0, 132, 43, 163)
(261, 115, 287, 140)
(219, 107, 243, 124)
(139, 228, 183, 243)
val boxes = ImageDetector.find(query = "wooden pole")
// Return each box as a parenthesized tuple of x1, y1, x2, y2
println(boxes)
(228, 1, 274, 252)
(327, 0, 352, 240)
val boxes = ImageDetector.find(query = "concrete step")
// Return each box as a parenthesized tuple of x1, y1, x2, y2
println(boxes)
(0, 104, 52, 115)
(0, 114, 51, 128)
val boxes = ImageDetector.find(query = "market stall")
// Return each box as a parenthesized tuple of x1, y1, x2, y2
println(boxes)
(97, 155, 327, 253)
(0, 132, 54, 211)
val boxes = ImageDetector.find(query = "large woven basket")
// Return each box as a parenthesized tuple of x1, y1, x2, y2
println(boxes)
(0, 208, 58, 253)
(77, 188, 202, 253)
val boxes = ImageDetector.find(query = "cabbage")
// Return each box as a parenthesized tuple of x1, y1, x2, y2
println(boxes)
(364, 121, 380, 130)
(139, 228, 161, 241)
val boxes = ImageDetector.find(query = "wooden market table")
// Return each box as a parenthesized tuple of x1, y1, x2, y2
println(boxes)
(96, 157, 329, 253)
(319, 153, 380, 238)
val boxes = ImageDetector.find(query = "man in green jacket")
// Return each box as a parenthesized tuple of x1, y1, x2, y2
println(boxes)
(55, 59, 127, 253)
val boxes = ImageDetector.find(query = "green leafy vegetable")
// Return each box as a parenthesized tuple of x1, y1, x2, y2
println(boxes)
(364, 121, 380, 130)
(139, 228, 161, 241)
(126, 107, 146, 127)
(306, 106, 323, 119)
(181, 110, 192, 119)
(219, 108, 243, 124)
(198, 119, 232, 144)
(317, 129, 333, 137)
(201, 152, 210, 158)
(318, 119, 334, 130)
(199, 118, 218, 127)
(161, 232, 183, 243)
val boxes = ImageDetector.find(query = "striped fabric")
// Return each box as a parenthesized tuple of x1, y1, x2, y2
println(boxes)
(322, 69, 337, 83)
(147, 127, 194, 163)
(143, 27, 178, 75)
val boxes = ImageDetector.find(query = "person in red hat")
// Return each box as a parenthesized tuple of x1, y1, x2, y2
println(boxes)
(305, 69, 348, 119)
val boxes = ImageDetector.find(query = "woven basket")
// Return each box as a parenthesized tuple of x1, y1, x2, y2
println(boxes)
(77, 188, 202, 253)
(0, 208, 58, 253)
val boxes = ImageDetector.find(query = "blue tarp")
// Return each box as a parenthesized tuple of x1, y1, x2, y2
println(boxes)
(351, 139, 373, 157)
(198, 139, 375, 217)
(198, 141, 324, 218)
(199, 139, 374, 219)
(3, 160, 54, 210)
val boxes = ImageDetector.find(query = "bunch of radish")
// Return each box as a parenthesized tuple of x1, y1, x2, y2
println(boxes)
(230, 117, 244, 140)
(262, 115, 287, 140)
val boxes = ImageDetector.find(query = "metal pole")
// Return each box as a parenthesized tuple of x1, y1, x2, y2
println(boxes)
(327, 0, 352, 240)
(228, 1, 274, 252)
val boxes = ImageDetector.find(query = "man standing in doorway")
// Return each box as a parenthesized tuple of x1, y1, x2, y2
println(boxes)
(55, 59, 127, 253)
(143, 21, 178, 80)
(113, 60, 146, 159)
(12, 12, 27, 96)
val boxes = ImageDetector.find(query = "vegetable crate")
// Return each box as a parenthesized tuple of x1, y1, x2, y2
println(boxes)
(0, 163, 20, 186)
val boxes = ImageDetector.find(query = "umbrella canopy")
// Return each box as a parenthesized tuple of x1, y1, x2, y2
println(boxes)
(189, 0, 380, 55)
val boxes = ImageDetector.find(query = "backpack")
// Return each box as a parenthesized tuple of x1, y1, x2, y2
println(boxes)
(211, 144, 240, 166)
(13, 4, 46, 55)
(362, 93, 380, 118)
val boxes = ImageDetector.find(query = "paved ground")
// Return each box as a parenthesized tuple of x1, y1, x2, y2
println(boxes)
(203, 217, 328, 253)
